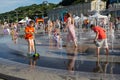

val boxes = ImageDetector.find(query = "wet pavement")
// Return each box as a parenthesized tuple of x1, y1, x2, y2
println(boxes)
(0, 30, 120, 80)
(0, 73, 25, 80)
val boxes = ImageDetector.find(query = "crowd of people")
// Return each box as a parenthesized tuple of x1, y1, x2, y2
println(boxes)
(0, 12, 120, 68)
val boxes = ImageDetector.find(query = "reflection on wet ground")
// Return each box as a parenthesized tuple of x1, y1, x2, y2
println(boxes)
(0, 30, 120, 80)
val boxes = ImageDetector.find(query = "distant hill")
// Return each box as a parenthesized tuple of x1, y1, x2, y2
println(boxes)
(0, 0, 108, 23)
(0, 3, 57, 23)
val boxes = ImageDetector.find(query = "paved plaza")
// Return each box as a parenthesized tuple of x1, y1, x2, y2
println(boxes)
(0, 30, 120, 80)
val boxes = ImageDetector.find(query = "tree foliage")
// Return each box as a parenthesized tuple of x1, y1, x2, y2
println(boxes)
(0, 3, 57, 22)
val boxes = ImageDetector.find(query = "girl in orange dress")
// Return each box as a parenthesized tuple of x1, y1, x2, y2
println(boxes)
(24, 21, 35, 55)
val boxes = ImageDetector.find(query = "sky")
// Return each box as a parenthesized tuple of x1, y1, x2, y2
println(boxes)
(0, 0, 62, 14)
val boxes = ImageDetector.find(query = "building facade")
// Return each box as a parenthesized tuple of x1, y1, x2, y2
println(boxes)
(48, 0, 106, 21)
(107, 1, 120, 17)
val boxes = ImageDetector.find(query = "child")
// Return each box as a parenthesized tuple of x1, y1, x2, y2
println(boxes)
(48, 20, 53, 39)
(13, 30, 18, 44)
(24, 20, 35, 55)
(10, 28, 15, 40)
(55, 33, 60, 48)
(90, 24, 109, 56)
(53, 28, 62, 48)
(3, 27, 9, 35)
(11, 29, 18, 44)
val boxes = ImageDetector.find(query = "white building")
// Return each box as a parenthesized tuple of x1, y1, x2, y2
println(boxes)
(48, 0, 106, 21)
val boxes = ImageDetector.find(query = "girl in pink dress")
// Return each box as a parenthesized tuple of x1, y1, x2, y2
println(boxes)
(66, 13, 77, 47)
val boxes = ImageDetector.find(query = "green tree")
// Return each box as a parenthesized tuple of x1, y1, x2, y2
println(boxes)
(0, 3, 57, 22)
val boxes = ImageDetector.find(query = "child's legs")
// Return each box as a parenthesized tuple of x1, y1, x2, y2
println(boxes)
(14, 38, 17, 43)
(66, 34, 72, 47)
(33, 60, 36, 66)
(27, 39, 31, 53)
(54, 39, 57, 46)
(30, 58, 33, 66)
(96, 47, 100, 56)
(14, 36, 17, 43)
(49, 31, 52, 39)
(11, 34, 14, 40)
(29, 39, 35, 52)
(56, 39, 60, 47)
(73, 40, 77, 47)
(28, 39, 35, 53)
(103, 39, 109, 55)
(72, 35, 77, 47)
